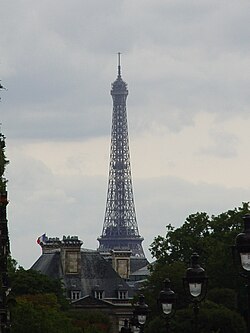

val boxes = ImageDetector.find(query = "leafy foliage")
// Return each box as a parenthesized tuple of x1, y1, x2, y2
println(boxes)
(8, 263, 111, 332)
(10, 267, 69, 310)
(207, 288, 237, 310)
(144, 203, 250, 332)
(11, 268, 62, 295)
(149, 202, 249, 290)
(145, 302, 246, 333)
(11, 294, 81, 333)
(172, 302, 246, 333)
(0, 134, 9, 191)
(68, 309, 111, 333)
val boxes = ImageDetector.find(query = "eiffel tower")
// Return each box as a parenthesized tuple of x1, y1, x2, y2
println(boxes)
(98, 54, 145, 258)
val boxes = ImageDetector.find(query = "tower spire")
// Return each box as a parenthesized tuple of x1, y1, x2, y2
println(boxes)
(98, 57, 145, 258)
(118, 52, 121, 77)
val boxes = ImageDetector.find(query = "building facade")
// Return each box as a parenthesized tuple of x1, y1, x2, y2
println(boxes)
(32, 235, 138, 333)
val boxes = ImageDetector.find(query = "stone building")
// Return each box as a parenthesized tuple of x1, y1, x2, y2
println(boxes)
(32, 235, 148, 332)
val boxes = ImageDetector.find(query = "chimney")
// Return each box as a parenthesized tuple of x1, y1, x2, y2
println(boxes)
(41, 237, 61, 254)
(61, 236, 83, 275)
(111, 249, 132, 279)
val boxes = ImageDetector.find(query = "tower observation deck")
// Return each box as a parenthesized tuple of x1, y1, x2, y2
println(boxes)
(98, 54, 145, 258)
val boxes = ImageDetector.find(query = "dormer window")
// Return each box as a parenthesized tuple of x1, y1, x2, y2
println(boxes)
(71, 290, 81, 300)
(94, 290, 104, 300)
(117, 284, 128, 299)
(93, 285, 104, 300)
(118, 290, 128, 299)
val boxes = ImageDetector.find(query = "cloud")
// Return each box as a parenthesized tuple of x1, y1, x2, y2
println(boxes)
(135, 175, 250, 259)
(1, 0, 250, 268)
(199, 130, 238, 158)
(2, 1, 250, 142)
(7, 146, 107, 268)
(8, 149, 250, 267)
(5, 125, 250, 268)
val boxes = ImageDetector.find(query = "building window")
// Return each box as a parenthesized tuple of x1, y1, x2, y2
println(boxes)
(118, 291, 128, 299)
(71, 291, 81, 300)
(94, 290, 104, 300)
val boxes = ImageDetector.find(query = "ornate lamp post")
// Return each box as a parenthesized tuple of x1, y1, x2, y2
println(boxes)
(158, 278, 176, 333)
(233, 214, 250, 333)
(183, 253, 208, 333)
(133, 294, 149, 333)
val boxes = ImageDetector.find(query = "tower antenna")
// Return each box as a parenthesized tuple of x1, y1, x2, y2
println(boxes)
(118, 52, 121, 77)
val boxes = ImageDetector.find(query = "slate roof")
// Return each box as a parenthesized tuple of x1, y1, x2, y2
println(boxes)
(32, 251, 62, 279)
(130, 258, 149, 274)
(31, 249, 134, 299)
(130, 264, 150, 278)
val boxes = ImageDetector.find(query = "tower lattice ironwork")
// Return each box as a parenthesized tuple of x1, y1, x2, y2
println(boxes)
(98, 54, 145, 258)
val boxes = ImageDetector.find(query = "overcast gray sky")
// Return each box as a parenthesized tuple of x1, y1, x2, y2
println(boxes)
(1, 0, 250, 268)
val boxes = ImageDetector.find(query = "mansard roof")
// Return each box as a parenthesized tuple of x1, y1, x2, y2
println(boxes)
(130, 258, 149, 274)
(31, 248, 134, 299)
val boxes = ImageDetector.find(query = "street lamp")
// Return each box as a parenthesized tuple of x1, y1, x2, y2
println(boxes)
(133, 294, 149, 333)
(158, 278, 176, 333)
(233, 214, 250, 333)
(183, 253, 208, 333)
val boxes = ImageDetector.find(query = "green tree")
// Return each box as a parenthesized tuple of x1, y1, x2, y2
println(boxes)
(11, 294, 81, 333)
(171, 302, 246, 333)
(207, 288, 237, 310)
(144, 203, 249, 332)
(149, 202, 249, 290)
(0, 133, 9, 191)
(12, 268, 62, 295)
(10, 267, 69, 309)
(9, 264, 111, 332)
(67, 309, 111, 333)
